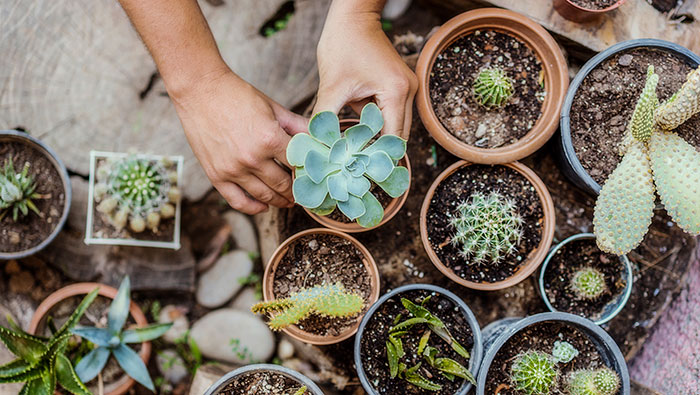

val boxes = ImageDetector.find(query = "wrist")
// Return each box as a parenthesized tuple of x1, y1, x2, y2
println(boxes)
(162, 55, 231, 102)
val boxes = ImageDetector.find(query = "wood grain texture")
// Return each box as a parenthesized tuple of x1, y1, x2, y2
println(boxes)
(0, 0, 329, 199)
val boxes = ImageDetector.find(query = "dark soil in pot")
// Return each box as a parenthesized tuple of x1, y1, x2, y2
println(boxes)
(272, 234, 372, 337)
(0, 142, 66, 253)
(217, 370, 308, 395)
(429, 30, 545, 149)
(426, 164, 543, 283)
(359, 289, 474, 394)
(485, 321, 619, 395)
(326, 183, 393, 223)
(542, 238, 626, 321)
(569, 0, 618, 10)
(570, 47, 700, 185)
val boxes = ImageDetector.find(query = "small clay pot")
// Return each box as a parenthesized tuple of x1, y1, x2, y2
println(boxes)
(415, 8, 568, 164)
(0, 130, 71, 260)
(553, 0, 627, 23)
(29, 283, 151, 395)
(302, 119, 411, 233)
(420, 160, 555, 291)
(263, 228, 381, 345)
(204, 364, 323, 395)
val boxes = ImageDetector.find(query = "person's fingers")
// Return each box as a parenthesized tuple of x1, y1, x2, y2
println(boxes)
(239, 175, 294, 208)
(216, 182, 268, 215)
(313, 87, 348, 115)
(253, 160, 294, 202)
(271, 102, 308, 135)
(376, 92, 408, 138)
(267, 128, 292, 169)
(349, 98, 372, 118)
(401, 92, 415, 140)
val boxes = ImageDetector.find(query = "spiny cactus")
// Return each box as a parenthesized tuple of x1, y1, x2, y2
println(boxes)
(94, 155, 179, 233)
(286, 103, 409, 228)
(552, 340, 579, 364)
(450, 191, 523, 264)
(473, 67, 514, 108)
(251, 283, 364, 331)
(0, 159, 45, 221)
(570, 267, 607, 300)
(567, 367, 621, 395)
(511, 351, 558, 395)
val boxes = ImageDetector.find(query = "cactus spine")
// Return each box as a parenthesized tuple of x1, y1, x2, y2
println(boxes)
(570, 267, 607, 300)
(473, 67, 514, 108)
(511, 351, 558, 395)
(567, 367, 620, 395)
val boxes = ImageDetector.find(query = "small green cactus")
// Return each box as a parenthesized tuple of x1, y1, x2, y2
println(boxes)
(0, 159, 45, 221)
(552, 340, 579, 364)
(251, 283, 364, 331)
(510, 351, 558, 395)
(450, 191, 523, 264)
(567, 367, 621, 395)
(570, 267, 607, 300)
(290, 386, 307, 395)
(473, 67, 514, 108)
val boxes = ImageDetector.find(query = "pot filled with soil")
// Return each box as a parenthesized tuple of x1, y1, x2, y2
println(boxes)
(557, 38, 700, 195)
(354, 284, 483, 395)
(477, 312, 630, 395)
(0, 130, 71, 259)
(28, 281, 152, 395)
(302, 119, 412, 233)
(420, 160, 555, 291)
(415, 8, 568, 164)
(203, 364, 323, 395)
(553, 0, 627, 23)
(538, 233, 633, 325)
(256, 228, 380, 345)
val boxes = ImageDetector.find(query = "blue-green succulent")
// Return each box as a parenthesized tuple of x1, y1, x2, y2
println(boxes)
(286, 103, 410, 228)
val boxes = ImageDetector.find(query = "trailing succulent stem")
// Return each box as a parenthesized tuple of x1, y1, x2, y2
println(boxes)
(510, 351, 558, 395)
(287, 103, 409, 228)
(251, 283, 364, 331)
(450, 191, 523, 264)
(570, 267, 606, 300)
(0, 159, 46, 221)
(473, 67, 514, 108)
(567, 367, 620, 395)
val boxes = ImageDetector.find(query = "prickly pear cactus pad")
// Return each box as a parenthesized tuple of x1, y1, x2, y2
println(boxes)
(656, 66, 700, 130)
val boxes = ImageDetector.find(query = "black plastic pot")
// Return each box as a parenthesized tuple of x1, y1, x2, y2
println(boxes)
(476, 312, 630, 395)
(354, 284, 484, 395)
(203, 364, 324, 395)
(556, 39, 700, 196)
(0, 130, 71, 260)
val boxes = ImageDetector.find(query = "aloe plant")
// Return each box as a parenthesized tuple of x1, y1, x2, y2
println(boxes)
(71, 277, 172, 392)
(0, 159, 45, 221)
(0, 288, 99, 395)
(286, 103, 410, 227)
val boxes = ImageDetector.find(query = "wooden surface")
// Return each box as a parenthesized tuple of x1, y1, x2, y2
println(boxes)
(0, 0, 329, 200)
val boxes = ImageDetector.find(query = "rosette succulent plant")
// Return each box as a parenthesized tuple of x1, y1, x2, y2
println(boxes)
(0, 159, 45, 221)
(473, 67, 514, 108)
(94, 155, 180, 234)
(286, 103, 409, 228)
(567, 367, 620, 395)
(552, 340, 579, 364)
(594, 65, 700, 255)
(570, 267, 606, 300)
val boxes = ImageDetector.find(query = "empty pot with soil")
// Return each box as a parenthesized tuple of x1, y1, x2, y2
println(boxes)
(415, 8, 568, 164)
(557, 38, 700, 195)
(538, 233, 633, 325)
(0, 130, 71, 259)
(204, 364, 323, 395)
(420, 160, 555, 291)
(256, 228, 380, 345)
(553, 0, 627, 23)
(477, 312, 630, 395)
(354, 284, 483, 395)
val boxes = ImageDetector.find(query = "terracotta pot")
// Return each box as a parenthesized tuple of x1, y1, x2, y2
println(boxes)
(0, 130, 71, 260)
(415, 8, 568, 164)
(263, 228, 380, 345)
(553, 0, 627, 23)
(29, 283, 151, 395)
(302, 119, 411, 233)
(419, 160, 555, 291)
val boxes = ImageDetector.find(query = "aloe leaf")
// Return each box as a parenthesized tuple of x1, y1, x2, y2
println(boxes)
(365, 151, 394, 183)
(0, 358, 31, 378)
(0, 362, 42, 384)
(21, 378, 51, 395)
(309, 111, 340, 146)
(417, 331, 431, 355)
(122, 323, 172, 344)
(422, 345, 438, 366)
(362, 135, 406, 160)
(401, 299, 443, 327)
(345, 124, 375, 152)
(386, 340, 399, 378)
(337, 194, 366, 220)
(435, 358, 475, 384)
(0, 326, 47, 365)
(377, 166, 409, 198)
(403, 363, 442, 391)
(329, 138, 349, 165)
(56, 353, 91, 395)
(360, 103, 384, 134)
(304, 150, 340, 184)
(292, 175, 329, 208)
(390, 317, 429, 332)
(327, 173, 349, 202)
(74, 346, 110, 384)
(41, 362, 56, 395)
(356, 192, 384, 228)
(71, 327, 111, 347)
(113, 344, 154, 391)
(108, 277, 131, 335)
(55, 288, 99, 339)
(308, 194, 336, 216)
(286, 134, 329, 167)
(430, 325, 470, 359)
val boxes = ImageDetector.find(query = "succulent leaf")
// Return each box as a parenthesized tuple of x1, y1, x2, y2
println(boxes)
(362, 135, 407, 160)
(308, 194, 336, 216)
(292, 175, 329, 208)
(402, 363, 442, 391)
(360, 102, 384, 134)
(55, 353, 91, 395)
(434, 357, 475, 384)
(628, 66, 659, 142)
(121, 323, 173, 344)
(656, 66, 700, 130)
(376, 166, 410, 198)
(114, 343, 154, 391)
(552, 341, 579, 364)
(329, 138, 349, 165)
(345, 124, 375, 152)
(357, 192, 384, 228)
(286, 134, 329, 167)
(365, 151, 394, 183)
(338, 194, 367, 220)
(308, 111, 341, 146)
(0, 359, 32, 378)
(0, 327, 48, 366)
(304, 150, 340, 184)
(74, 346, 110, 384)
(109, 276, 131, 335)
(346, 174, 371, 197)
(70, 327, 111, 348)
(327, 173, 349, 202)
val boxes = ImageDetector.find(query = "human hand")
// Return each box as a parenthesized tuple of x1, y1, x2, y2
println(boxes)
(171, 68, 307, 214)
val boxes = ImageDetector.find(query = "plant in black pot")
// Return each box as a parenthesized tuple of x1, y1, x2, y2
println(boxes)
(203, 364, 323, 395)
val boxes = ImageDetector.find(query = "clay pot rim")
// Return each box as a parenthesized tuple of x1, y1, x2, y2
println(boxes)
(203, 364, 324, 395)
(419, 160, 556, 291)
(0, 130, 72, 260)
(262, 228, 381, 345)
(28, 282, 151, 395)
(563, 0, 627, 13)
(303, 119, 412, 233)
(415, 8, 569, 164)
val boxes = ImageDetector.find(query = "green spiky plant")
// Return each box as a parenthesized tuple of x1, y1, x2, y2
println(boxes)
(286, 103, 410, 227)
(594, 65, 700, 255)
(473, 67, 514, 108)
(0, 288, 98, 395)
(570, 267, 606, 300)
(94, 155, 179, 234)
(567, 367, 621, 395)
(0, 159, 46, 221)
(290, 386, 307, 395)
(510, 351, 558, 395)
(251, 283, 364, 331)
(450, 191, 523, 264)
(551, 341, 579, 364)
(71, 277, 172, 392)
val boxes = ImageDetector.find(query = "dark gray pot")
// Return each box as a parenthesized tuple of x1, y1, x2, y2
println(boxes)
(0, 130, 71, 260)
(354, 284, 484, 395)
(556, 38, 700, 195)
(203, 364, 324, 395)
(476, 312, 630, 395)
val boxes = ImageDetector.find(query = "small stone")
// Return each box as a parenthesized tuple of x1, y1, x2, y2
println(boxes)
(224, 211, 259, 254)
(230, 287, 261, 313)
(475, 123, 488, 138)
(277, 339, 294, 360)
(156, 349, 189, 384)
(159, 305, 190, 343)
(196, 250, 253, 308)
(618, 54, 633, 66)
(8, 232, 20, 245)
(308, 239, 318, 251)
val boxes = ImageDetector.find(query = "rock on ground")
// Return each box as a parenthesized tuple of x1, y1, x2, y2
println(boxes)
(229, 286, 261, 313)
(158, 305, 190, 344)
(224, 211, 259, 254)
(156, 349, 189, 384)
(196, 250, 253, 308)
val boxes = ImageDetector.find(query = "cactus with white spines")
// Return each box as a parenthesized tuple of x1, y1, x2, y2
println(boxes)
(473, 67, 514, 108)
(510, 351, 558, 395)
(571, 267, 607, 300)
(567, 367, 621, 395)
